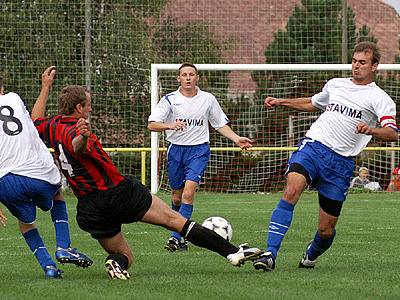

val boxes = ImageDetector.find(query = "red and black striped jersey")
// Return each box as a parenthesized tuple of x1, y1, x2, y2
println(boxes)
(34, 115, 124, 197)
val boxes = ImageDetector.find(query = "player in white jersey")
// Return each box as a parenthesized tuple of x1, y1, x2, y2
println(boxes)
(252, 42, 398, 272)
(0, 70, 91, 279)
(148, 63, 253, 251)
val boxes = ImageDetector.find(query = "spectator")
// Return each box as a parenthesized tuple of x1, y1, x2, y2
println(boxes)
(387, 165, 400, 192)
(350, 167, 381, 191)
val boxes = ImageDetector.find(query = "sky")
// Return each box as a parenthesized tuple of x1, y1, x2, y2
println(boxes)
(383, 0, 400, 14)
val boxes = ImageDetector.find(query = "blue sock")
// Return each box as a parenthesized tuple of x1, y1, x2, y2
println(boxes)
(23, 228, 56, 270)
(307, 230, 336, 260)
(171, 202, 181, 212)
(266, 199, 295, 258)
(172, 203, 193, 240)
(51, 200, 71, 249)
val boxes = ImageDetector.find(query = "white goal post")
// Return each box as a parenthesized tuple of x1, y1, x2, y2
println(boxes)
(150, 64, 400, 194)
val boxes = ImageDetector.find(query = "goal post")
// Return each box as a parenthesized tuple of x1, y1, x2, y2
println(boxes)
(150, 64, 400, 194)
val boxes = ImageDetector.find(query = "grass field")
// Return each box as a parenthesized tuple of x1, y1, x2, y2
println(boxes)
(1, 191, 399, 299)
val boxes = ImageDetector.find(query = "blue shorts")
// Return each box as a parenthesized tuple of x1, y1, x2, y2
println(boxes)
(167, 143, 211, 190)
(0, 173, 61, 224)
(288, 139, 355, 201)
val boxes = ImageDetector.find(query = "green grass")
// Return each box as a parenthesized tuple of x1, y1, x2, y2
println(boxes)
(1, 191, 400, 299)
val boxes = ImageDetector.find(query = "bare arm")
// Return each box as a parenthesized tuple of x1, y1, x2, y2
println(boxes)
(72, 118, 90, 155)
(148, 120, 187, 132)
(216, 125, 253, 150)
(0, 206, 7, 227)
(264, 96, 320, 112)
(31, 66, 56, 121)
(356, 123, 398, 142)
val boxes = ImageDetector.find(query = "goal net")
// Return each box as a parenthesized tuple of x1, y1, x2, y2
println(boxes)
(151, 64, 400, 194)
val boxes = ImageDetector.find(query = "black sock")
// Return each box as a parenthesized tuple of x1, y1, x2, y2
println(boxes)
(105, 253, 128, 270)
(181, 220, 239, 257)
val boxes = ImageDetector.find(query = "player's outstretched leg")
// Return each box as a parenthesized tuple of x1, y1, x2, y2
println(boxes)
(181, 220, 263, 267)
(299, 230, 336, 269)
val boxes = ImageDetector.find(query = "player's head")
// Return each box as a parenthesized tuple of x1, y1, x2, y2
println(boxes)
(177, 62, 199, 90)
(58, 85, 91, 119)
(0, 75, 4, 95)
(358, 166, 369, 179)
(351, 42, 380, 84)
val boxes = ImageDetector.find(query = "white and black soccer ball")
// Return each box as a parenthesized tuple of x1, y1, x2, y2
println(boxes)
(202, 216, 233, 242)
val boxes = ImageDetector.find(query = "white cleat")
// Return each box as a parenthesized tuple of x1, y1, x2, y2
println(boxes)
(105, 259, 131, 280)
(227, 243, 263, 267)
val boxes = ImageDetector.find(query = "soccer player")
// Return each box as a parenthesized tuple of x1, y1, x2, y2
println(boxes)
(0, 75, 65, 278)
(148, 63, 253, 252)
(32, 76, 262, 280)
(252, 41, 398, 271)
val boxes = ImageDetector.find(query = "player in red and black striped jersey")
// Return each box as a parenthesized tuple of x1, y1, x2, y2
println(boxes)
(32, 68, 263, 280)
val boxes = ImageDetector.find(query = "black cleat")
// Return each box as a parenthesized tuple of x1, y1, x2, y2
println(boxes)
(253, 251, 276, 271)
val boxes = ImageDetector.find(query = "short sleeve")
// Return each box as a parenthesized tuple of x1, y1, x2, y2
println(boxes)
(374, 93, 397, 131)
(208, 95, 229, 129)
(148, 95, 173, 123)
(311, 81, 330, 110)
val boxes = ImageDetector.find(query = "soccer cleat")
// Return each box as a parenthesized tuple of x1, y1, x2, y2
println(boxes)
(178, 238, 188, 251)
(55, 247, 93, 268)
(227, 243, 263, 267)
(299, 241, 317, 269)
(164, 237, 179, 252)
(44, 265, 63, 279)
(253, 251, 276, 271)
(105, 259, 131, 280)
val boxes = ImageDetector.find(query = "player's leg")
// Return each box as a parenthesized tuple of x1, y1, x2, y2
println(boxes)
(299, 195, 341, 268)
(98, 233, 133, 280)
(253, 170, 308, 271)
(141, 194, 262, 266)
(167, 181, 197, 251)
(19, 221, 63, 279)
(52, 191, 92, 268)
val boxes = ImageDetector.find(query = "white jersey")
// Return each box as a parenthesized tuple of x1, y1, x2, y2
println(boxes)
(148, 87, 229, 145)
(308, 78, 397, 157)
(0, 92, 61, 184)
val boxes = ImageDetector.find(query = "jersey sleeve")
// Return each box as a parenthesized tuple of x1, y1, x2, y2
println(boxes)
(311, 80, 330, 110)
(148, 95, 173, 123)
(374, 93, 397, 131)
(33, 117, 49, 137)
(208, 95, 230, 129)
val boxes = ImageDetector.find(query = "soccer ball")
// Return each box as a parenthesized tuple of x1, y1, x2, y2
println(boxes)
(202, 216, 233, 241)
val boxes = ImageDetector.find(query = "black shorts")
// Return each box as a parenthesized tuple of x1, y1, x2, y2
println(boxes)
(76, 176, 153, 239)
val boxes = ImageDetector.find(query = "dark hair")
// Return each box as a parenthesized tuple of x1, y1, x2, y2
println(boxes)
(178, 62, 198, 75)
(354, 42, 381, 64)
(0, 75, 4, 90)
(58, 85, 88, 115)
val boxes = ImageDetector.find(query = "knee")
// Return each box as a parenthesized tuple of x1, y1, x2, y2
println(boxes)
(318, 227, 335, 239)
(282, 185, 301, 202)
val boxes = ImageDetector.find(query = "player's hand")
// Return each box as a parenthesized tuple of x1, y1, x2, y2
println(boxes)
(171, 120, 187, 131)
(236, 137, 253, 150)
(76, 118, 91, 137)
(264, 96, 280, 109)
(41, 66, 56, 89)
(0, 207, 7, 227)
(356, 122, 373, 135)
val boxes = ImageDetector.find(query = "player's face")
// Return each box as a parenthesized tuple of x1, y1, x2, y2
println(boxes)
(177, 66, 199, 90)
(351, 51, 377, 84)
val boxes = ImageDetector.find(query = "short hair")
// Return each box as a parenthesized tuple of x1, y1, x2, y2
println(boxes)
(354, 42, 381, 64)
(358, 166, 369, 174)
(58, 85, 88, 115)
(178, 62, 198, 75)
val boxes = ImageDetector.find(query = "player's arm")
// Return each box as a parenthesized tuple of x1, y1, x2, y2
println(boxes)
(356, 123, 398, 142)
(31, 66, 56, 121)
(72, 118, 90, 155)
(265, 96, 319, 112)
(148, 120, 187, 132)
(216, 125, 253, 150)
